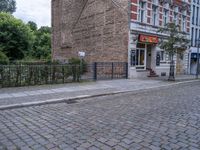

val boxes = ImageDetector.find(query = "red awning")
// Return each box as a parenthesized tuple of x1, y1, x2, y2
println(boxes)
(139, 34, 158, 44)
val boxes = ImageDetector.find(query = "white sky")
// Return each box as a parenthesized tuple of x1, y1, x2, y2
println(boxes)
(13, 0, 51, 27)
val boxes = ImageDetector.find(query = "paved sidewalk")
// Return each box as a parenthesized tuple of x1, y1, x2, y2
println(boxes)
(148, 74, 197, 81)
(0, 78, 198, 108)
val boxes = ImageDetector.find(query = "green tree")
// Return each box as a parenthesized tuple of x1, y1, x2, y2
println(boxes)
(0, 0, 16, 14)
(157, 23, 189, 81)
(27, 21, 38, 31)
(0, 12, 34, 60)
(0, 50, 9, 64)
(30, 26, 51, 60)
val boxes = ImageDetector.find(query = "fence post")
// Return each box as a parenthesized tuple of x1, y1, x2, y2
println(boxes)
(111, 62, 114, 79)
(125, 62, 128, 79)
(62, 65, 65, 83)
(93, 62, 97, 81)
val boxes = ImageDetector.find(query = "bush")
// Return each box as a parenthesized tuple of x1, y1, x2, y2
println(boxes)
(68, 57, 87, 82)
(0, 51, 9, 64)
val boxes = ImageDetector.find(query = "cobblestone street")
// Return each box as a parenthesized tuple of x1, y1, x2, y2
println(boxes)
(0, 81, 200, 150)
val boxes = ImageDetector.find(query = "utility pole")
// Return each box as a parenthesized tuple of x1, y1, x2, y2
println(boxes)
(196, 38, 200, 79)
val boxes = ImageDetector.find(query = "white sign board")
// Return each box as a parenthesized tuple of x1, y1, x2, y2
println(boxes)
(78, 51, 85, 57)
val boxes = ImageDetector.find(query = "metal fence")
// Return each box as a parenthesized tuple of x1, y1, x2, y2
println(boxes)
(0, 62, 128, 88)
(93, 62, 128, 80)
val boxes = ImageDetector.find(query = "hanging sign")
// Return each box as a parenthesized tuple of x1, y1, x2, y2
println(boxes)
(139, 34, 159, 44)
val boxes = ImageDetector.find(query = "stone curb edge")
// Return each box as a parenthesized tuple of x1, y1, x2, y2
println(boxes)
(0, 79, 199, 111)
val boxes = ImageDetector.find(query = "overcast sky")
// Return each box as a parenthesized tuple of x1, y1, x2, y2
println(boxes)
(14, 0, 51, 27)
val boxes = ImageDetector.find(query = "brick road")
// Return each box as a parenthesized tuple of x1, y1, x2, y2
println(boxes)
(0, 81, 200, 150)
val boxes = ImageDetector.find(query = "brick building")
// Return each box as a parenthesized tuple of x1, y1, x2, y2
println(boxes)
(52, 0, 129, 63)
(52, 0, 191, 78)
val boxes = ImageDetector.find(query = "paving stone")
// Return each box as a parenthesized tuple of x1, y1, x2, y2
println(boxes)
(106, 140, 118, 147)
(88, 146, 100, 150)
(0, 81, 200, 149)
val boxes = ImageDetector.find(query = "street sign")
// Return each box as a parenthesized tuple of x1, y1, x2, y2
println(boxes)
(78, 51, 85, 57)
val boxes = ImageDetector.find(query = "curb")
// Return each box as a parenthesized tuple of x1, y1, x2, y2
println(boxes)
(0, 79, 199, 110)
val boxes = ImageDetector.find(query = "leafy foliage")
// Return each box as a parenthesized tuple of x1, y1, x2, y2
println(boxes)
(0, 12, 34, 60)
(157, 22, 190, 80)
(27, 21, 38, 31)
(0, 0, 16, 14)
(157, 23, 190, 56)
(0, 14, 51, 61)
(0, 50, 9, 64)
(29, 26, 51, 60)
(69, 57, 87, 81)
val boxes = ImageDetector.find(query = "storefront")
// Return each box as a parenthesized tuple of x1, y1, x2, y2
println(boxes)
(130, 35, 158, 70)
(129, 33, 160, 78)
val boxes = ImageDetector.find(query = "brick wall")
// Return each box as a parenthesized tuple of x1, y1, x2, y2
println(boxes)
(52, 0, 129, 63)
(130, 0, 191, 33)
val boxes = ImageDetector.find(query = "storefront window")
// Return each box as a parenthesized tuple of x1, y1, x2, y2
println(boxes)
(131, 50, 136, 66)
(131, 49, 145, 66)
(157, 51, 165, 61)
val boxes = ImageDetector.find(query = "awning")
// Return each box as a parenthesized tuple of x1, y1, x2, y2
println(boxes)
(138, 34, 159, 44)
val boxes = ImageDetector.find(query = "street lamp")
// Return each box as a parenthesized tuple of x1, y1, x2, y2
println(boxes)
(196, 38, 200, 79)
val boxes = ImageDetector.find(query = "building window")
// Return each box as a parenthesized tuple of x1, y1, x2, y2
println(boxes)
(182, 16, 186, 32)
(131, 50, 136, 66)
(152, 0, 158, 5)
(195, 28, 198, 46)
(152, 5, 157, 26)
(197, 7, 199, 26)
(192, 5, 195, 25)
(138, 1, 146, 23)
(199, 29, 200, 41)
(157, 51, 165, 61)
(174, 12, 178, 25)
(163, 9, 168, 26)
(130, 49, 145, 66)
(191, 27, 194, 46)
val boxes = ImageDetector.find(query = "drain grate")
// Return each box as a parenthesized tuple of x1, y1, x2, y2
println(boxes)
(65, 99, 78, 104)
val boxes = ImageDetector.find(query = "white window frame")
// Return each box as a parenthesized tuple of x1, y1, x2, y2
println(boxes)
(130, 46, 147, 70)
(174, 12, 178, 25)
(152, 0, 158, 5)
(138, 1, 146, 23)
(196, 7, 199, 26)
(182, 15, 186, 32)
(163, 9, 169, 26)
(152, 5, 158, 26)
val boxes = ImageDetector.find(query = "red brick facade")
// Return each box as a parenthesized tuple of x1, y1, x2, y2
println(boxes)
(130, 0, 191, 33)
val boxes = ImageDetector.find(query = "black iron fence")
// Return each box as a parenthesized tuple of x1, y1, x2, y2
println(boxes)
(0, 62, 128, 88)
(93, 62, 128, 80)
